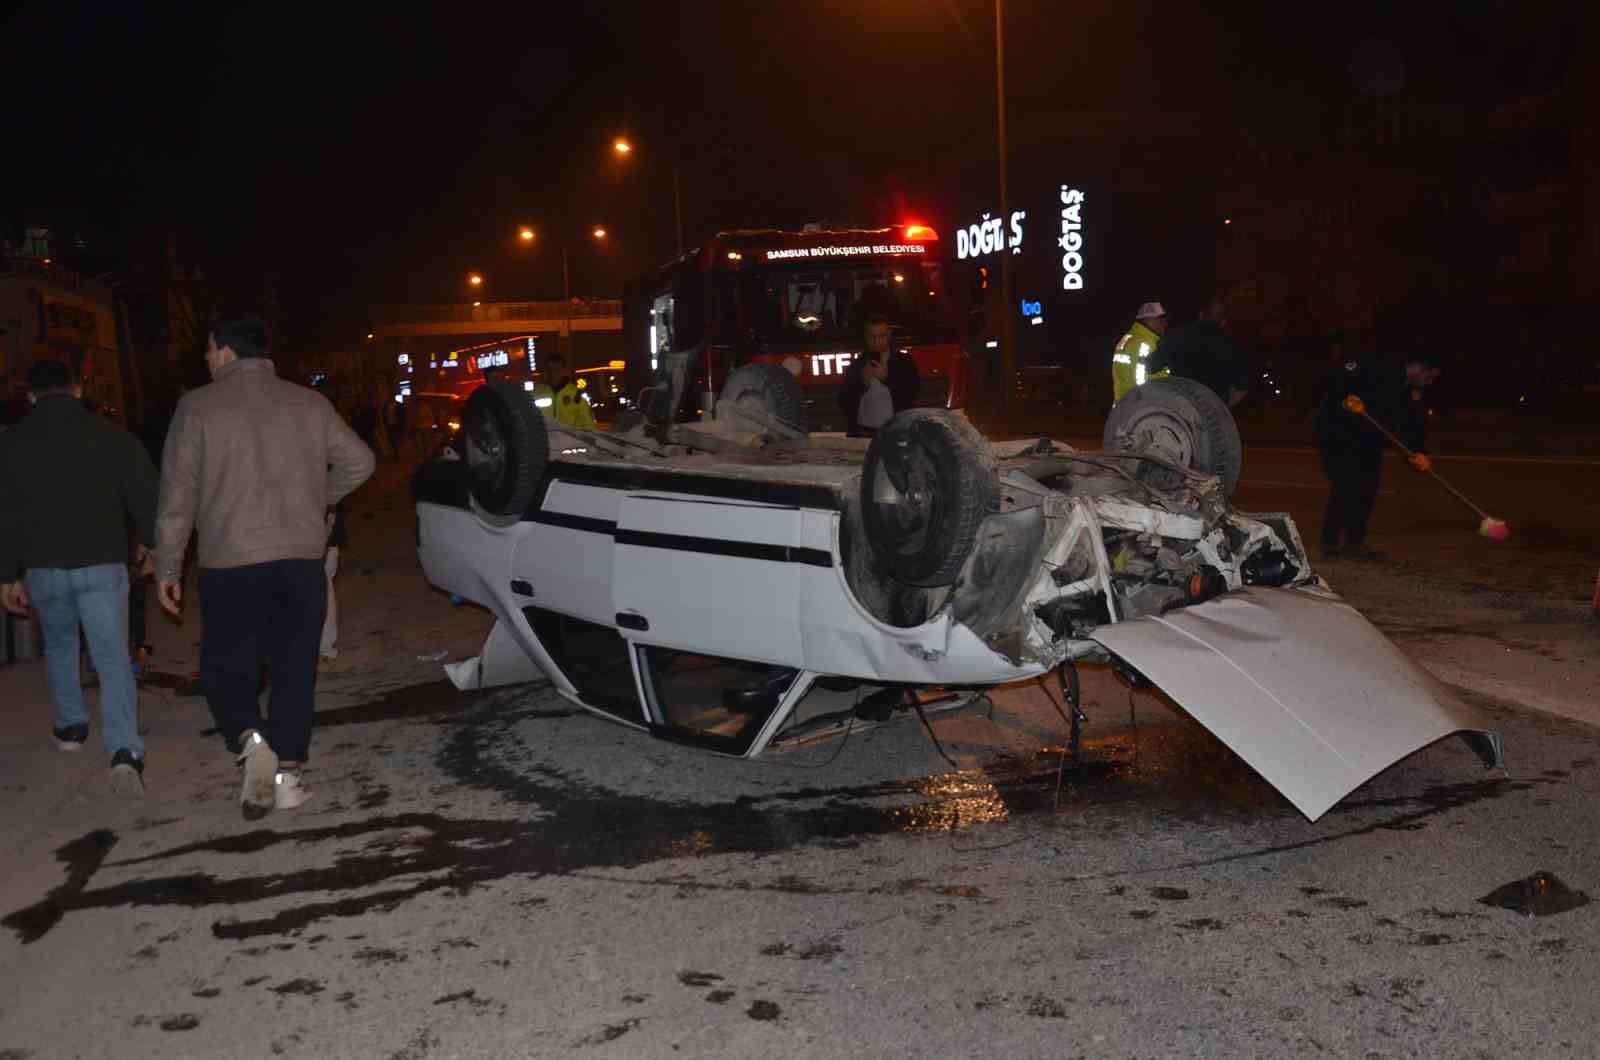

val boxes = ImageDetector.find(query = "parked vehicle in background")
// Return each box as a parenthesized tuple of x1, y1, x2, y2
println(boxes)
(572, 361, 628, 423)
(1014, 364, 1072, 410)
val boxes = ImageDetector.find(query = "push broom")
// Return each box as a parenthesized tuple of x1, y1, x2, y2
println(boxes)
(1342, 396, 1511, 541)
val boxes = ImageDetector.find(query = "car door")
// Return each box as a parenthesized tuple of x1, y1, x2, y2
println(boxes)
(612, 493, 816, 752)
(612, 494, 809, 665)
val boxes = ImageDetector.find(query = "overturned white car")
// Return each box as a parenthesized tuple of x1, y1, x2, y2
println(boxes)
(413, 360, 1501, 821)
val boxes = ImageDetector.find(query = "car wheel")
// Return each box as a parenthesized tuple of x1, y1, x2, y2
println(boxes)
(462, 382, 547, 516)
(715, 362, 805, 429)
(1102, 377, 1243, 495)
(861, 409, 995, 587)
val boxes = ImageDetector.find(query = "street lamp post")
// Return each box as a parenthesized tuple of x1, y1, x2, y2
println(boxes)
(672, 164, 682, 254)
(515, 225, 608, 359)
(562, 246, 571, 357)
(995, 0, 1016, 414)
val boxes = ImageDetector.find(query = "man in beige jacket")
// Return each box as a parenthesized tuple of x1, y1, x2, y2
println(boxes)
(156, 315, 374, 820)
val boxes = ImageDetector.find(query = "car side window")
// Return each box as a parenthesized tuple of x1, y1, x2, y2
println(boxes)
(638, 647, 799, 753)
(524, 608, 642, 722)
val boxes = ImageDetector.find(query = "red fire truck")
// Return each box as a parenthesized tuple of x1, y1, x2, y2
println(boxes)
(622, 224, 967, 427)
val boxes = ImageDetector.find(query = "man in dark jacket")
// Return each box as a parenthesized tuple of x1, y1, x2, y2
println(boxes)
(839, 314, 918, 434)
(1313, 336, 1437, 558)
(1146, 297, 1250, 406)
(0, 360, 159, 797)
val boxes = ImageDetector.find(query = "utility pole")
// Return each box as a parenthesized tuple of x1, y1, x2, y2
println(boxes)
(995, 0, 1017, 414)
(673, 162, 684, 255)
(561, 245, 571, 358)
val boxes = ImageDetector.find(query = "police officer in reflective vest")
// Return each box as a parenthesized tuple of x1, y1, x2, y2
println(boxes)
(1111, 301, 1169, 403)
(533, 353, 596, 430)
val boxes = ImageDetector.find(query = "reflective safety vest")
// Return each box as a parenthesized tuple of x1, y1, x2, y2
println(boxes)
(1110, 320, 1168, 403)
(551, 380, 597, 430)
(529, 382, 556, 415)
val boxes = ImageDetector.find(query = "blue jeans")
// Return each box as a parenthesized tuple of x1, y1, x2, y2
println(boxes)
(24, 564, 142, 757)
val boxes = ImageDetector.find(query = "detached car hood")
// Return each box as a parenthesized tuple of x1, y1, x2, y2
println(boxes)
(1091, 584, 1503, 821)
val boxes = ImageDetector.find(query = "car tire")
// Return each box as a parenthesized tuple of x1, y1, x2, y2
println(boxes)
(861, 409, 995, 587)
(1102, 377, 1243, 495)
(715, 362, 805, 428)
(462, 382, 547, 517)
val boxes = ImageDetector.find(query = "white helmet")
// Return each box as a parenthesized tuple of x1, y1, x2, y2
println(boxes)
(1135, 301, 1167, 320)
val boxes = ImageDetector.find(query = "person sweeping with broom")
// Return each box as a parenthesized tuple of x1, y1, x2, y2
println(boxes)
(1314, 334, 1441, 559)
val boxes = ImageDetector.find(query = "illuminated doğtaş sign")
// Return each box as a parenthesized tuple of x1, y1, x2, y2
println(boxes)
(955, 211, 1025, 260)
(765, 244, 926, 261)
(1059, 186, 1085, 291)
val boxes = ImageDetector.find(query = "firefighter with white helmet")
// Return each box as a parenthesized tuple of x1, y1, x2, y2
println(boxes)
(1111, 301, 1169, 403)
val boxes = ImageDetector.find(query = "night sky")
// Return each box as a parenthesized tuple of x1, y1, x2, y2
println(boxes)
(5, 0, 1580, 351)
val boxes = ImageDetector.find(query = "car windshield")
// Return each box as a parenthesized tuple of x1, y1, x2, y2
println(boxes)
(745, 261, 951, 349)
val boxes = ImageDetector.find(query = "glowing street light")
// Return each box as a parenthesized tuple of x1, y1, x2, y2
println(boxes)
(468, 273, 483, 287)
(518, 226, 535, 241)
(592, 226, 608, 240)
(613, 138, 632, 155)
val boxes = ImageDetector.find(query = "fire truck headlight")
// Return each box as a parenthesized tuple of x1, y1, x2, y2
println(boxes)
(534, 396, 553, 408)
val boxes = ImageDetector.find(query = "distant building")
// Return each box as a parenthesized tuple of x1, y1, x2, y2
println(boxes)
(298, 348, 370, 395)
(0, 250, 126, 417)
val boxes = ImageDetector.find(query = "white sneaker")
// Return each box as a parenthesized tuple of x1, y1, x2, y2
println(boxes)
(274, 769, 313, 811)
(237, 730, 279, 821)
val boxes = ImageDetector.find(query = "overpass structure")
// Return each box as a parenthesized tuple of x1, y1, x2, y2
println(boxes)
(369, 299, 622, 341)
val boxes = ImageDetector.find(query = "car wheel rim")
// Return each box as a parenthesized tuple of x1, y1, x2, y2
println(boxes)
(871, 439, 939, 557)
(465, 406, 508, 496)
(1125, 409, 1196, 467)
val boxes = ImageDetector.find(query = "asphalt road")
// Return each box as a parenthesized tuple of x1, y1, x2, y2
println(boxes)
(1, 447, 1596, 1059)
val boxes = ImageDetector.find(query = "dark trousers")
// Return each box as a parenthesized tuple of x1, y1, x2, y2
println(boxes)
(1319, 445, 1382, 550)
(198, 559, 326, 762)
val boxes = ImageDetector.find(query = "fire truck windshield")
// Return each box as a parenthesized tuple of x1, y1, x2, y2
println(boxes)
(744, 260, 951, 348)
